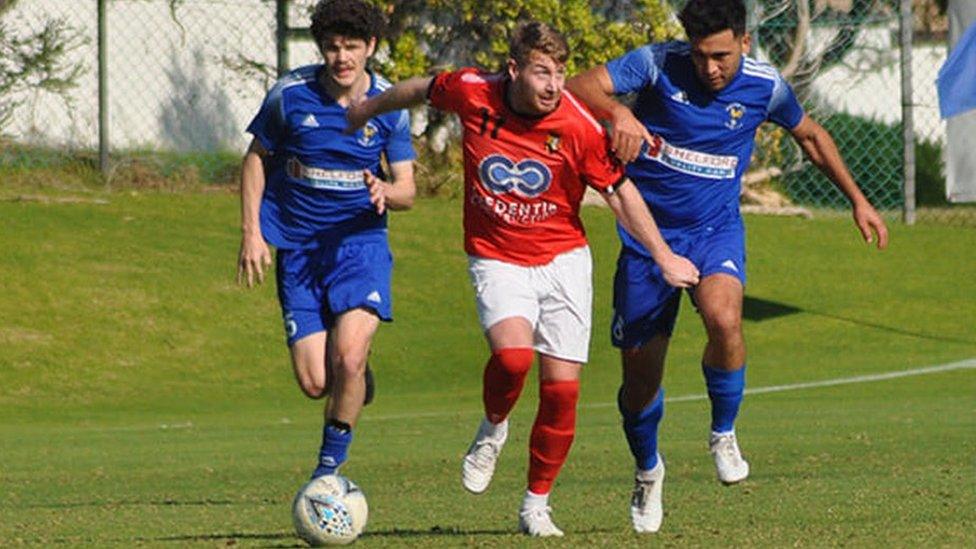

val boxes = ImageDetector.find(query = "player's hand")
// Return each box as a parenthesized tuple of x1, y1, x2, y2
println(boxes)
(853, 201, 889, 250)
(659, 253, 700, 288)
(609, 105, 654, 163)
(237, 233, 272, 288)
(364, 169, 386, 215)
(346, 98, 371, 134)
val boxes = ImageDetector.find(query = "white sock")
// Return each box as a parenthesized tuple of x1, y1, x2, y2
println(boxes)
(522, 490, 549, 510)
(711, 429, 734, 439)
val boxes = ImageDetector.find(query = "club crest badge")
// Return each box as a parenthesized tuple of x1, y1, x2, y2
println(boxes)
(725, 102, 746, 130)
(545, 133, 561, 153)
(357, 122, 378, 146)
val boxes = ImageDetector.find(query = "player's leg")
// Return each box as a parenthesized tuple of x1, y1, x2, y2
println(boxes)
(311, 240, 392, 478)
(517, 246, 589, 537)
(462, 257, 538, 494)
(517, 356, 580, 537)
(695, 273, 749, 483)
(276, 248, 330, 399)
(691, 215, 749, 484)
(611, 248, 682, 533)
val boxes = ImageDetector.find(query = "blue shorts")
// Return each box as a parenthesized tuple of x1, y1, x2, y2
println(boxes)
(611, 213, 746, 349)
(275, 239, 393, 346)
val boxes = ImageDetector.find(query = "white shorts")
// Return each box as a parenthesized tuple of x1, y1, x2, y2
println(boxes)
(467, 246, 593, 363)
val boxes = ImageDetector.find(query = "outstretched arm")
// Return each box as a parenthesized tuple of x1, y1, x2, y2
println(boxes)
(347, 76, 433, 133)
(566, 66, 651, 163)
(237, 138, 273, 287)
(603, 180, 700, 288)
(790, 115, 889, 249)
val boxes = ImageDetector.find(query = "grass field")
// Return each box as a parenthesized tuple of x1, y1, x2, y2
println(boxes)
(1, 191, 974, 547)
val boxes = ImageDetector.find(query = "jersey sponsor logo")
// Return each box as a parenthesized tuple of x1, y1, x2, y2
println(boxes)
(357, 122, 378, 146)
(478, 154, 552, 197)
(725, 102, 746, 130)
(286, 158, 366, 191)
(643, 133, 738, 180)
(470, 194, 559, 225)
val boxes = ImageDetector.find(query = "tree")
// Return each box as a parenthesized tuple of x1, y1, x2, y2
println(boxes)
(0, 0, 87, 132)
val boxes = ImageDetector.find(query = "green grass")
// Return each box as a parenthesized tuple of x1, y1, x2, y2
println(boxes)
(1, 192, 974, 546)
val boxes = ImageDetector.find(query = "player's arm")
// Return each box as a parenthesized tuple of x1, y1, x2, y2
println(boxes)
(789, 115, 888, 249)
(237, 138, 273, 287)
(347, 76, 433, 133)
(566, 66, 652, 163)
(364, 160, 415, 215)
(602, 179, 700, 288)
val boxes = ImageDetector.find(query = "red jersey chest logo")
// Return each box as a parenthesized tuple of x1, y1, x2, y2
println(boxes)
(478, 154, 552, 197)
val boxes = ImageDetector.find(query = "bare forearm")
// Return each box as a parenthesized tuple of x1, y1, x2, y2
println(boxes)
(604, 181, 672, 263)
(363, 77, 432, 119)
(240, 151, 265, 236)
(566, 67, 622, 120)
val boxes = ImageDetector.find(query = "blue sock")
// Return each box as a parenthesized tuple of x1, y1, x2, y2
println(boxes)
(618, 387, 664, 471)
(312, 421, 353, 478)
(702, 364, 746, 433)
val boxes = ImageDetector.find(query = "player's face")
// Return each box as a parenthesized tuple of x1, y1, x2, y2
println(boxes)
(507, 51, 566, 116)
(690, 29, 751, 92)
(319, 34, 376, 90)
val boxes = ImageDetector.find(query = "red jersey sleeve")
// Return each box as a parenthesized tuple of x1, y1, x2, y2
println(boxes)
(564, 93, 625, 193)
(427, 68, 486, 116)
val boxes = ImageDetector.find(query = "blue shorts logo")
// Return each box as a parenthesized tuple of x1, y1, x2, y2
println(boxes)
(478, 154, 552, 197)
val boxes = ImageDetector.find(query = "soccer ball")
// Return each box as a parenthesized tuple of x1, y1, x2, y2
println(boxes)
(292, 474, 369, 546)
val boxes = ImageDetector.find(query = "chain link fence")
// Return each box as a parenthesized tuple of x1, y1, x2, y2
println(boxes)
(1, 0, 972, 224)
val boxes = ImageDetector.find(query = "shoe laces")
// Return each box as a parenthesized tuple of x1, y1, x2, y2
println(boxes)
(631, 478, 655, 510)
(714, 434, 742, 462)
(520, 505, 554, 523)
(468, 440, 499, 468)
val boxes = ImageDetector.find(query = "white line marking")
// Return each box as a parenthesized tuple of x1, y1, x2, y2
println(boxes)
(366, 357, 976, 420)
(24, 359, 974, 432)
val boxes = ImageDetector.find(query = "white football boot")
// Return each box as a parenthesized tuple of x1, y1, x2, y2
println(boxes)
(710, 431, 750, 484)
(630, 456, 665, 533)
(518, 505, 565, 537)
(461, 417, 508, 494)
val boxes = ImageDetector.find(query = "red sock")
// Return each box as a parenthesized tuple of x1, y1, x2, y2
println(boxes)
(482, 347, 534, 424)
(528, 379, 580, 494)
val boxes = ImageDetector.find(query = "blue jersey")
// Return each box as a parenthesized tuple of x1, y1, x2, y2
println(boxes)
(606, 42, 804, 245)
(247, 65, 416, 249)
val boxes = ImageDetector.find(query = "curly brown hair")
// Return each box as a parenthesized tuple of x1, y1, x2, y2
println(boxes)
(310, 0, 386, 48)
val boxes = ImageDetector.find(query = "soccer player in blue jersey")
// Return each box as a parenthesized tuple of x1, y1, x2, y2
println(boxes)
(567, 0, 888, 532)
(236, 0, 416, 480)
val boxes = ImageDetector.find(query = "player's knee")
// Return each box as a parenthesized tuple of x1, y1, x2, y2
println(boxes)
(331, 350, 368, 380)
(493, 347, 534, 376)
(297, 374, 327, 399)
(703, 308, 742, 340)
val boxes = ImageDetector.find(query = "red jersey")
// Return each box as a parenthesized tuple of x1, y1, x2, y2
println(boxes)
(427, 68, 624, 266)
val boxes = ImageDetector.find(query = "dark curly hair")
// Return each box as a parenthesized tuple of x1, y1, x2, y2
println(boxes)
(310, 0, 386, 48)
(678, 0, 746, 40)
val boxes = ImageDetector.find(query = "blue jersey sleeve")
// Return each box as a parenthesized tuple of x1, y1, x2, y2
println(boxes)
(384, 109, 416, 164)
(605, 44, 662, 95)
(246, 83, 287, 153)
(767, 73, 804, 129)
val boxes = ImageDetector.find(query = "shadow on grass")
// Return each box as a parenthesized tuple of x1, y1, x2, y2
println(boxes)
(744, 295, 976, 345)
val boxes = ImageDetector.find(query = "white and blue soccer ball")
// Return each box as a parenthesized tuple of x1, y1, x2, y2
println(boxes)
(292, 474, 368, 546)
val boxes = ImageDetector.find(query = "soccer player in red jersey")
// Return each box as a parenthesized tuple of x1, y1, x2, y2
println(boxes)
(347, 21, 699, 536)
